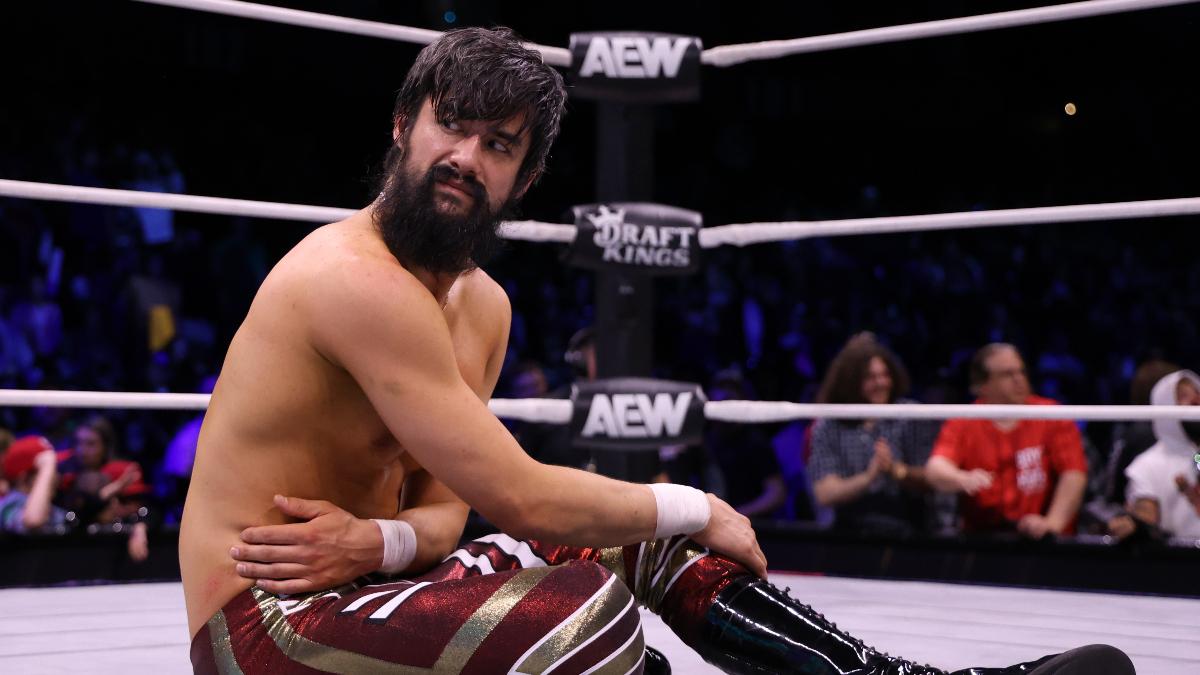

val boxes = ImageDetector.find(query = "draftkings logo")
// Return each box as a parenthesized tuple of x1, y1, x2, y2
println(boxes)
(588, 206, 694, 268)
(568, 203, 702, 275)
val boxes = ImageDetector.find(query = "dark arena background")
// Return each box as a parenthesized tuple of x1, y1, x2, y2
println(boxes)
(1, 1, 1199, 673)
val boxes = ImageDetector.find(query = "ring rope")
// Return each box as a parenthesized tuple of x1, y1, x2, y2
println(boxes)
(131, 0, 1196, 69)
(3, 179, 1197, 245)
(699, 197, 1200, 248)
(700, 0, 1197, 66)
(131, 0, 572, 66)
(4, 389, 1200, 424)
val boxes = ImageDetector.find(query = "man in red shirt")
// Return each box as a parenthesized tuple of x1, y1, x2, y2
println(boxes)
(927, 343, 1088, 537)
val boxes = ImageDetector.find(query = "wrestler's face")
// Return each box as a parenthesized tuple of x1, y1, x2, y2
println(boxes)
(404, 98, 529, 215)
(374, 99, 530, 275)
(76, 427, 106, 469)
(978, 347, 1030, 405)
(860, 356, 893, 405)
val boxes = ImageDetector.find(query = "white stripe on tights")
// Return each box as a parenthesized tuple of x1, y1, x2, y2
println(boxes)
(443, 549, 497, 575)
(367, 581, 431, 621)
(508, 574, 619, 674)
(542, 594, 637, 675)
(474, 533, 549, 569)
(578, 608, 644, 675)
(340, 588, 401, 613)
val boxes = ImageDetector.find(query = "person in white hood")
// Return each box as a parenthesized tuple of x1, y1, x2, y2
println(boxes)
(1118, 369, 1200, 539)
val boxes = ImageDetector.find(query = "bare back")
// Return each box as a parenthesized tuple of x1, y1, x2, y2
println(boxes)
(179, 213, 509, 635)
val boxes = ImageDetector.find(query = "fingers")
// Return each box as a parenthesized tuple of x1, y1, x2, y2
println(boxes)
(241, 523, 311, 545)
(752, 542, 768, 579)
(274, 494, 332, 520)
(230, 544, 306, 564)
(235, 561, 310, 580)
(254, 578, 321, 595)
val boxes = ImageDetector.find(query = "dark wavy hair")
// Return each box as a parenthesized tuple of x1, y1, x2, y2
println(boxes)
(79, 415, 117, 461)
(816, 333, 911, 405)
(392, 27, 567, 189)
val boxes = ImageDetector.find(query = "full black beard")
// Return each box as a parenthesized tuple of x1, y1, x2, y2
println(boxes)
(374, 145, 512, 276)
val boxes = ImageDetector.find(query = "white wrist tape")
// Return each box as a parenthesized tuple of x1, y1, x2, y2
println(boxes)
(372, 519, 417, 575)
(649, 483, 712, 539)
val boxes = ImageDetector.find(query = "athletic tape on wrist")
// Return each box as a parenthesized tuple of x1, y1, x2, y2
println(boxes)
(649, 483, 711, 538)
(372, 519, 417, 575)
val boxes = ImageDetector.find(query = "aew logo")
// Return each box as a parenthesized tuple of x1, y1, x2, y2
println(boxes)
(569, 32, 701, 103)
(569, 203, 702, 275)
(588, 205, 694, 268)
(579, 35, 692, 79)
(570, 378, 706, 450)
(581, 391, 693, 439)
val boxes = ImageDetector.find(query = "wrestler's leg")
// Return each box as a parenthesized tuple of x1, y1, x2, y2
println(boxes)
(458, 535, 1135, 675)
(191, 560, 645, 674)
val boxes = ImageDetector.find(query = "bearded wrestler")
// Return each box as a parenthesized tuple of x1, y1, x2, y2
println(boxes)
(181, 26, 1134, 675)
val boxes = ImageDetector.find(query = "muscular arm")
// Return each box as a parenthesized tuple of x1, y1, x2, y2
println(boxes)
(313, 264, 658, 546)
(392, 274, 507, 569)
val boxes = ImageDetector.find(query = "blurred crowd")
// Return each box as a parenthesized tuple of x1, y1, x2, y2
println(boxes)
(2, 121, 1199, 557)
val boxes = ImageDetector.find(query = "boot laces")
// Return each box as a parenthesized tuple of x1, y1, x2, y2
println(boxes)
(769, 582, 942, 674)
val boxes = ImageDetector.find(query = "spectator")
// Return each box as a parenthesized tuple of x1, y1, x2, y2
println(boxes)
(550, 326, 665, 482)
(0, 436, 68, 534)
(809, 333, 940, 536)
(506, 359, 587, 468)
(705, 370, 787, 517)
(61, 416, 151, 561)
(926, 343, 1088, 538)
(1108, 370, 1200, 540)
(1104, 358, 1180, 504)
(9, 277, 63, 359)
(0, 427, 12, 496)
(509, 360, 549, 399)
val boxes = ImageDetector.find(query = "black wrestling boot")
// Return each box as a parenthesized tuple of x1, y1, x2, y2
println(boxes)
(644, 646, 671, 675)
(695, 577, 1135, 675)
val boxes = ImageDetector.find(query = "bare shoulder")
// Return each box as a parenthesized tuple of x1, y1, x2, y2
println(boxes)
(287, 219, 445, 356)
(451, 268, 512, 330)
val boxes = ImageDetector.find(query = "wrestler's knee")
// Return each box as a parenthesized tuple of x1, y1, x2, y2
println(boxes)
(558, 560, 639, 617)
(557, 559, 619, 588)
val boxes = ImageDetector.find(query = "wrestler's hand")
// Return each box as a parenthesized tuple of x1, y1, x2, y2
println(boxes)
(691, 493, 768, 579)
(232, 494, 384, 594)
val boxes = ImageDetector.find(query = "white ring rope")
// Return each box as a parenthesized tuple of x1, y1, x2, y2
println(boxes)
(2, 179, 1196, 245)
(697, 198, 1200, 248)
(700, 0, 1197, 66)
(0, 179, 353, 223)
(0, 390, 212, 411)
(4, 389, 1200, 423)
(131, 0, 572, 67)
(131, 0, 1194, 69)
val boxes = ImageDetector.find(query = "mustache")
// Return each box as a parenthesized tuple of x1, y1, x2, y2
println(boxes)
(429, 164, 487, 203)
